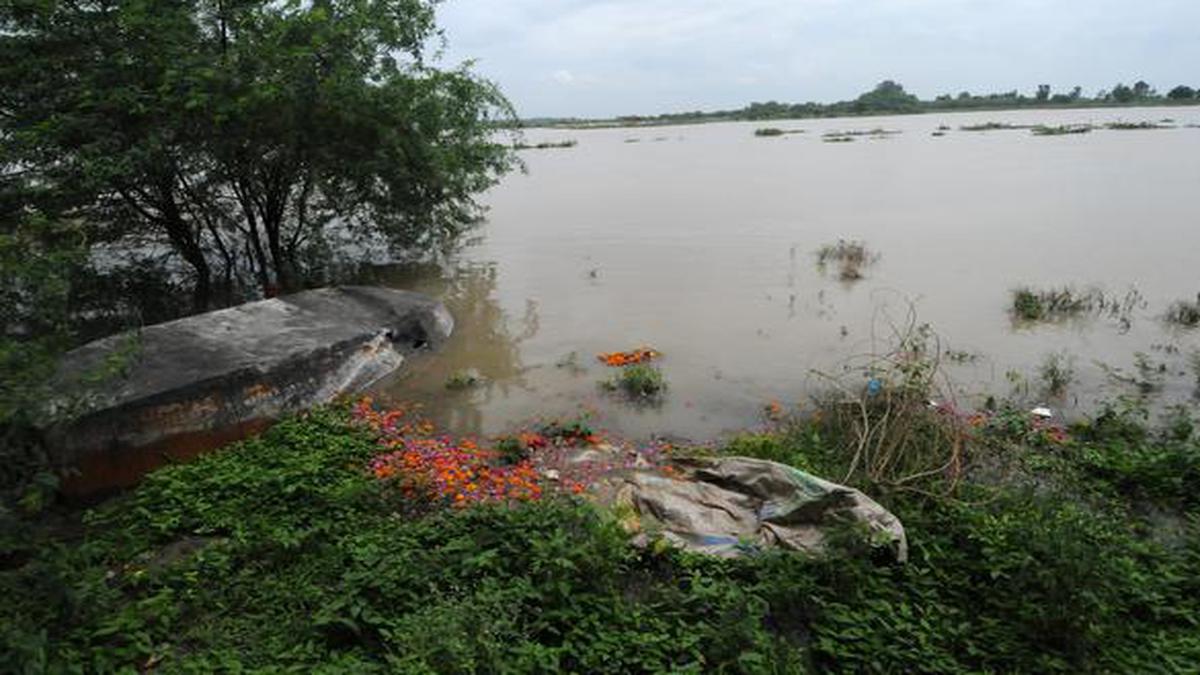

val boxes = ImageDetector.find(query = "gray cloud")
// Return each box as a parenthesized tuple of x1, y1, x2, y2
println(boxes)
(435, 0, 1200, 118)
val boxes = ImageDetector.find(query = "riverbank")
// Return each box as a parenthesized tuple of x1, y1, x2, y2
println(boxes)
(522, 99, 1200, 131)
(4, 377, 1198, 671)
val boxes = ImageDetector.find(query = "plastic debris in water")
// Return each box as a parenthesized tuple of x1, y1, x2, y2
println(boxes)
(1030, 407, 1054, 419)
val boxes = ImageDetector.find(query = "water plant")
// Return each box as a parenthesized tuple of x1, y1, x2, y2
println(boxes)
(602, 363, 667, 399)
(555, 350, 587, 374)
(944, 348, 980, 364)
(959, 122, 1033, 131)
(445, 368, 485, 390)
(1038, 351, 1075, 398)
(513, 139, 578, 150)
(822, 135, 854, 142)
(1105, 121, 1173, 130)
(753, 127, 803, 137)
(823, 128, 898, 138)
(1165, 294, 1200, 328)
(816, 239, 877, 281)
(1010, 286, 1144, 325)
(1031, 124, 1093, 136)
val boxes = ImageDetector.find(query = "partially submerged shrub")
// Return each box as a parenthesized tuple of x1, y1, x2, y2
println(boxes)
(603, 363, 667, 399)
(1165, 294, 1200, 328)
(807, 316, 968, 493)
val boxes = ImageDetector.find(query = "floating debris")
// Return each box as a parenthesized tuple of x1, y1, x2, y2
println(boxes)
(597, 347, 661, 367)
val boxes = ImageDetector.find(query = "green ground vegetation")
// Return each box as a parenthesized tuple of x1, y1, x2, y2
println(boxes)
(4, 373, 1200, 673)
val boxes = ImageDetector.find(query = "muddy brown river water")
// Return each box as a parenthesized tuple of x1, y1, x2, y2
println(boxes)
(369, 106, 1200, 441)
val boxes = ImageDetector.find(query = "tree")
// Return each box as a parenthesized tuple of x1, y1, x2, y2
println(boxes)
(854, 80, 920, 112)
(1035, 84, 1051, 102)
(1132, 80, 1153, 98)
(1167, 85, 1196, 100)
(1, 0, 517, 310)
(1111, 83, 1134, 103)
(1069, 86, 1083, 101)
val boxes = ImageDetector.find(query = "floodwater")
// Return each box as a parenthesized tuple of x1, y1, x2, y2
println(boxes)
(370, 106, 1200, 441)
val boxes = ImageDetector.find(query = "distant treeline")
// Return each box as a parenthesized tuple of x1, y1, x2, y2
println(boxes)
(522, 80, 1200, 128)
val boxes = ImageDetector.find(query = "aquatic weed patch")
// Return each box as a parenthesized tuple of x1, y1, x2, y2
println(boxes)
(1106, 121, 1174, 130)
(513, 139, 578, 150)
(753, 127, 803, 137)
(960, 122, 1034, 131)
(602, 363, 667, 400)
(816, 239, 878, 281)
(1031, 124, 1093, 136)
(1165, 294, 1200, 328)
(1010, 285, 1145, 326)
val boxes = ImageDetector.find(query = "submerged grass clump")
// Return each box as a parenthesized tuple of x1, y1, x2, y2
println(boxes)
(1038, 352, 1075, 399)
(960, 122, 1033, 131)
(602, 363, 667, 400)
(816, 239, 878, 281)
(822, 135, 854, 143)
(1165, 294, 1200, 328)
(823, 128, 898, 138)
(753, 127, 803, 137)
(1031, 124, 1093, 136)
(1106, 121, 1173, 130)
(445, 368, 485, 390)
(1011, 286, 1144, 326)
(513, 139, 578, 150)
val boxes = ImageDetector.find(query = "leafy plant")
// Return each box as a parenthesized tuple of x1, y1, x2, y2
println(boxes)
(4, 403, 1200, 672)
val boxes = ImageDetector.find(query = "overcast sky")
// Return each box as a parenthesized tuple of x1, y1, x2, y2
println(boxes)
(434, 0, 1199, 118)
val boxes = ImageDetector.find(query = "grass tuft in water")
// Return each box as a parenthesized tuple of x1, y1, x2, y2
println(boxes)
(754, 127, 803, 137)
(1010, 286, 1144, 326)
(959, 122, 1033, 131)
(1038, 352, 1075, 399)
(513, 139, 578, 150)
(602, 363, 667, 400)
(1165, 294, 1200, 328)
(1031, 124, 1093, 136)
(1105, 121, 1173, 130)
(445, 369, 486, 390)
(816, 239, 877, 281)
